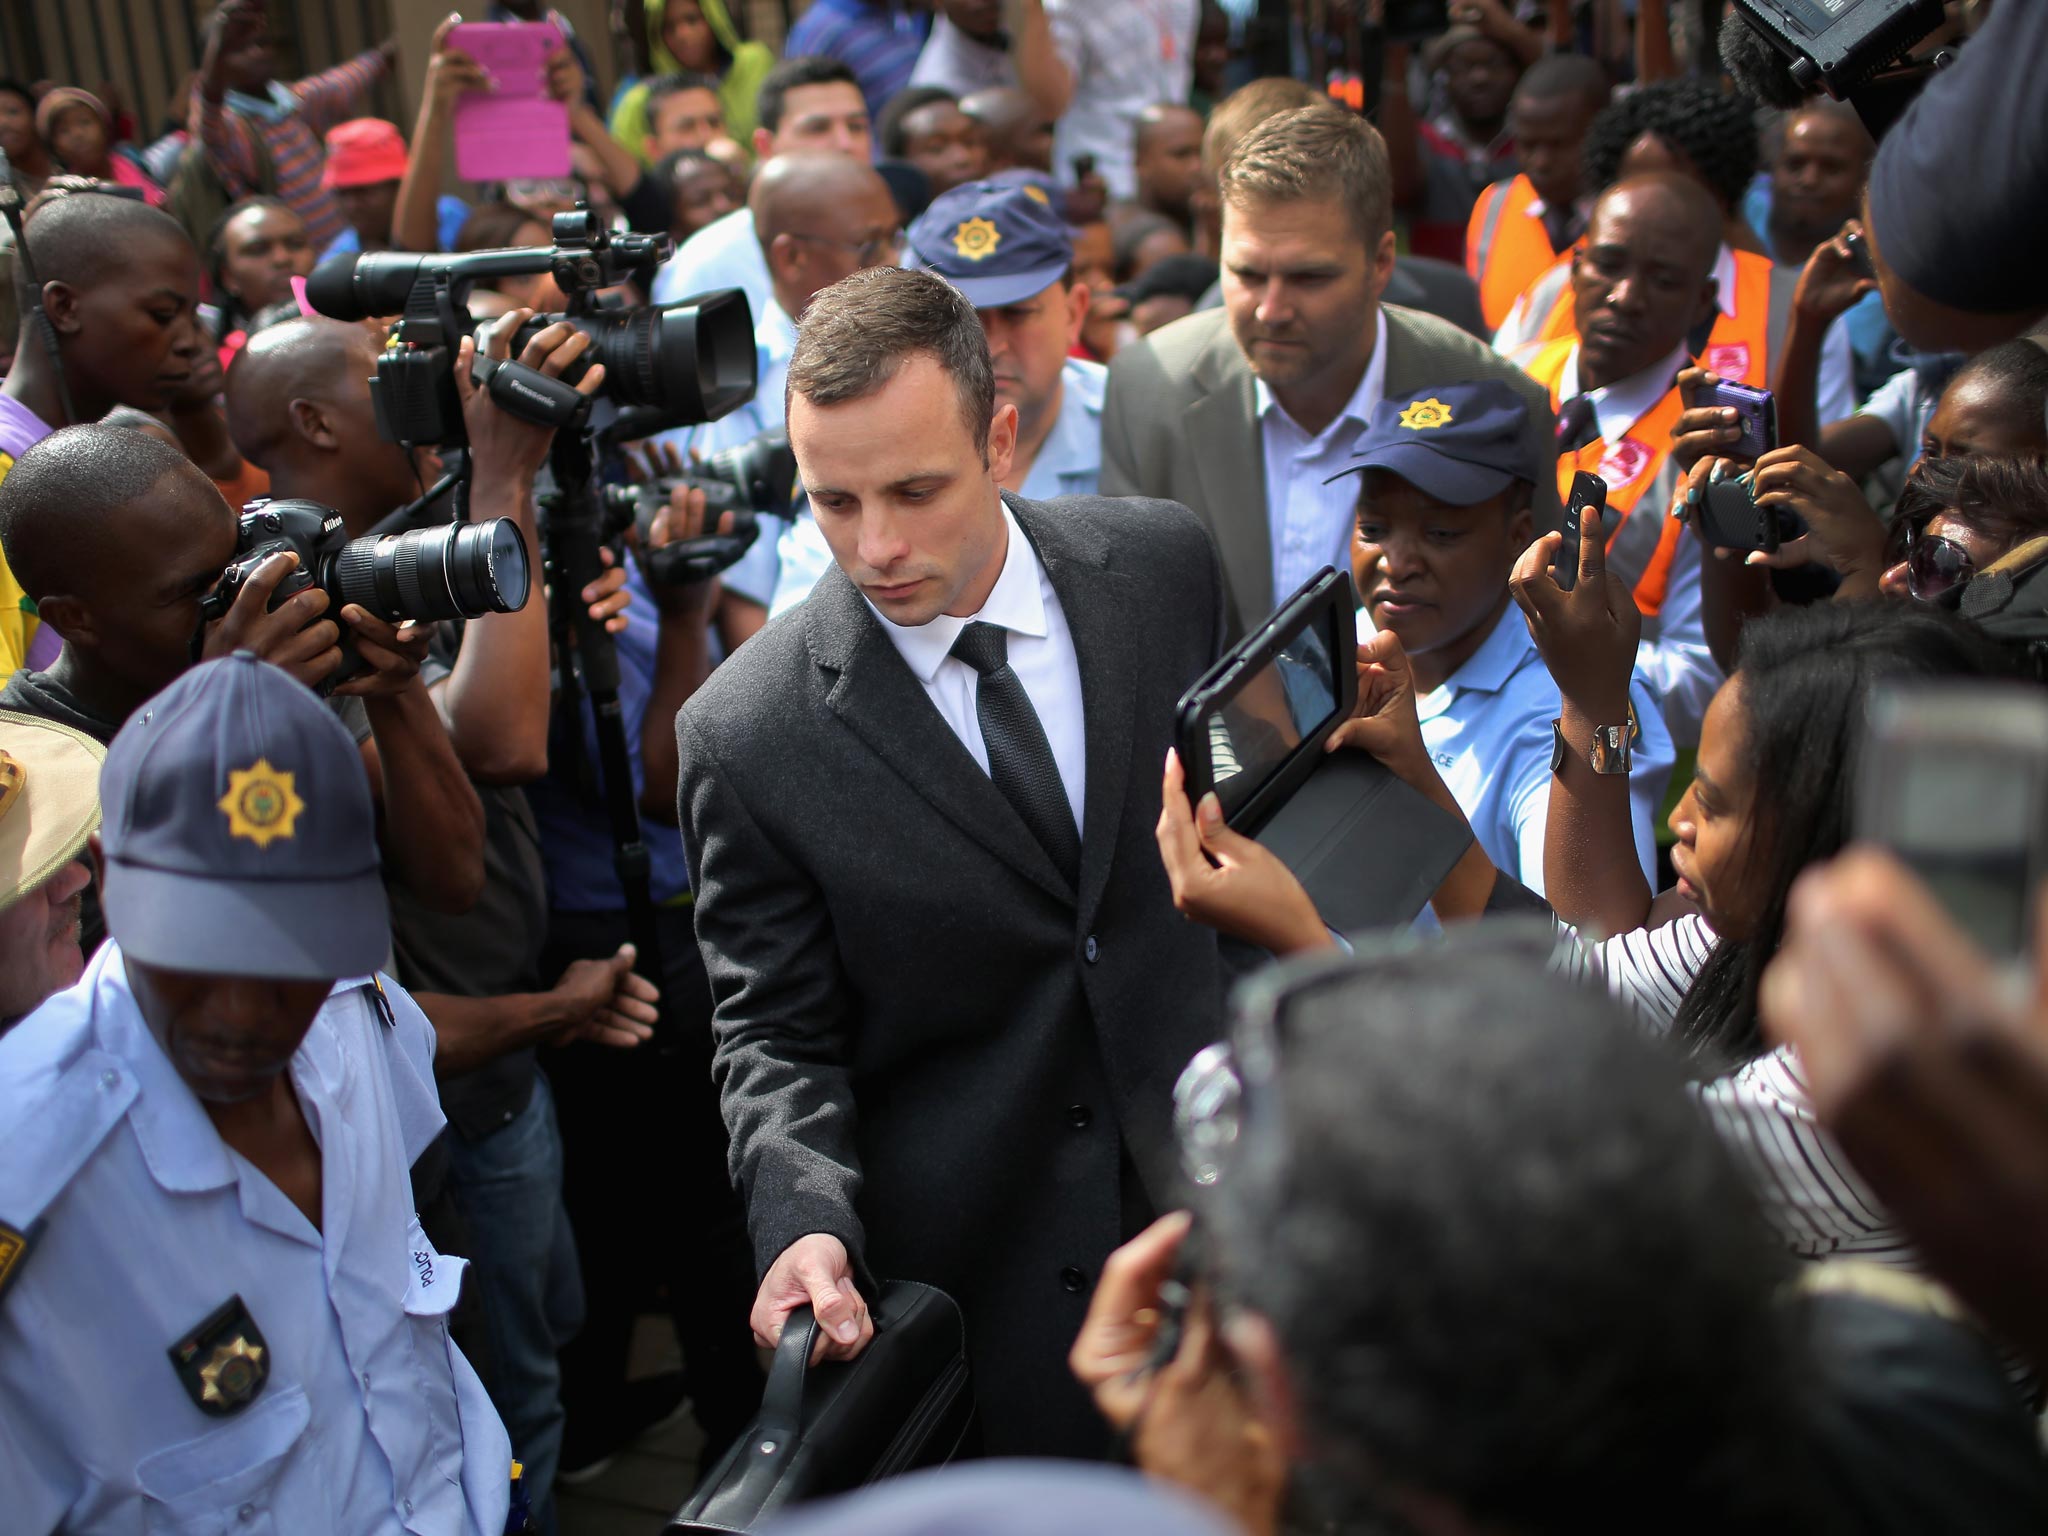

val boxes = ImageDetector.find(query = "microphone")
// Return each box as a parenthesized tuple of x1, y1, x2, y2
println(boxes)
(303, 252, 376, 321)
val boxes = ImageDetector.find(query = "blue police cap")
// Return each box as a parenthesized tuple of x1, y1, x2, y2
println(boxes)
(99, 653, 387, 980)
(1332, 380, 1535, 505)
(904, 180, 1074, 308)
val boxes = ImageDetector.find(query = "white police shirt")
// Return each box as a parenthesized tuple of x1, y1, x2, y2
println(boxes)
(0, 943, 511, 1536)
(1400, 603, 1676, 894)
(767, 356, 1108, 618)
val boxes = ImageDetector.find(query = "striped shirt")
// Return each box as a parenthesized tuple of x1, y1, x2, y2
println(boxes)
(1562, 913, 1914, 1268)
(190, 51, 389, 254)
(784, 0, 929, 124)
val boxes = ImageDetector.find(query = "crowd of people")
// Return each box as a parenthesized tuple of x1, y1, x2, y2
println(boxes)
(5, 0, 2048, 1532)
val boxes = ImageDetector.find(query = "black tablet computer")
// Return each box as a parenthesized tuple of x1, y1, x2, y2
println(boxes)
(1174, 568, 1472, 935)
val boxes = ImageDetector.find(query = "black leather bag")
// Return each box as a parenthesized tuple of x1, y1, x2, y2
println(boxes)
(665, 1279, 975, 1534)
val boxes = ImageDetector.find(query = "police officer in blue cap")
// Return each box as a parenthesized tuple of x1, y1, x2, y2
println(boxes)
(769, 178, 1107, 615)
(0, 653, 514, 1535)
(1339, 380, 1674, 895)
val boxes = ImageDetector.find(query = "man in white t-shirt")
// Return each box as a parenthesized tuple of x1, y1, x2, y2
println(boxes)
(1034, 0, 1198, 198)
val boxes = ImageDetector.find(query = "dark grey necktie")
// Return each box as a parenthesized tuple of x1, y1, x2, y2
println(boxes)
(949, 621, 1081, 887)
(1556, 393, 1601, 455)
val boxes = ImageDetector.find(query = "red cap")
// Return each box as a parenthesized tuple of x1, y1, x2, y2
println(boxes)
(322, 118, 410, 190)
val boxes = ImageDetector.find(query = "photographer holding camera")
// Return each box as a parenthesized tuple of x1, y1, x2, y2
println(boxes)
(224, 307, 674, 1523)
(0, 423, 486, 917)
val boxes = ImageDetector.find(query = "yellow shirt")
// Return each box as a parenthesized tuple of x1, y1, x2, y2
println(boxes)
(0, 451, 39, 680)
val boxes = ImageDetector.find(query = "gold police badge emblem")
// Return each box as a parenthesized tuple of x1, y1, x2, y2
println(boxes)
(218, 758, 305, 848)
(952, 216, 1002, 261)
(1399, 397, 1454, 431)
(170, 1295, 271, 1416)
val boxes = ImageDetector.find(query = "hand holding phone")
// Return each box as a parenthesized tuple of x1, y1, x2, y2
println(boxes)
(1693, 379, 1777, 462)
(1553, 470, 1607, 592)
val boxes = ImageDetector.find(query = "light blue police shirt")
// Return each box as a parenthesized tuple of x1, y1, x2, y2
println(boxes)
(1409, 603, 1675, 895)
(767, 355, 1107, 617)
(651, 205, 773, 331)
(0, 944, 511, 1536)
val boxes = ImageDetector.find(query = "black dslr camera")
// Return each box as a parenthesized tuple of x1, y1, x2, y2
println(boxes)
(303, 209, 755, 449)
(600, 427, 799, 586)
(201, 499, 530, 691)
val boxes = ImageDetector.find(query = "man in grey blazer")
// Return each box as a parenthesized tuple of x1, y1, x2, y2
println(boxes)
(1104, 103, 1559, 637)
(675, 267, 1229, 1457)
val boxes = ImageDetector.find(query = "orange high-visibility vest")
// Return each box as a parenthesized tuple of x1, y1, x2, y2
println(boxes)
(1518, 336, 1690, 619)
(1466, 175, 1567, 335)
(1514, 246, 1777, 388)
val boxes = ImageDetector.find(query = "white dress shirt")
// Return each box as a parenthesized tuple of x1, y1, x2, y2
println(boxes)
(866, 500, 1087, 833)
(1554, 343, 1721, 746)
(1257, 308, 1388, 604)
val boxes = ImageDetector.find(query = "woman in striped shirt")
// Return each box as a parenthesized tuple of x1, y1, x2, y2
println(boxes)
(1158, 593, 2008, 1272)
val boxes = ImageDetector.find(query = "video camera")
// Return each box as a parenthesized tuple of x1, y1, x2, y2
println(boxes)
(1723, 0, 1951, 135)
(302, 208, 756, 448)
(199, 498, 529, 691)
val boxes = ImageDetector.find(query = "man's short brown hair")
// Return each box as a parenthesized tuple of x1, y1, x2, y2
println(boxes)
(1202, 76, 1323, 175)
(787, 266, 997, 461)
(1220, 104, 1393, 246)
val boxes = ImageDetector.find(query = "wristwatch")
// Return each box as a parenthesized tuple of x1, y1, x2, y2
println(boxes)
(1551, 702, 1639, 777)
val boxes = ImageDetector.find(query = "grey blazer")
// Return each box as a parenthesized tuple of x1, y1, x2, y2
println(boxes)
(676, 492, 1229, 1458)
(1101, 301, 1561, 635)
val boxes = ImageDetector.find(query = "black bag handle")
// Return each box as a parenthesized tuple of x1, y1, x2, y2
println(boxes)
(759, 1306, 821, 1450)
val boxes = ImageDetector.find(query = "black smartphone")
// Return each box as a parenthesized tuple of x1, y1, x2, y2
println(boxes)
(1695, 379, 1778, 461)
(1070, 152, 1097, 182)
(1843, 228, 1877, 281)
(1695, 472, 1803, 554)
(1554, 471, 1606, 592)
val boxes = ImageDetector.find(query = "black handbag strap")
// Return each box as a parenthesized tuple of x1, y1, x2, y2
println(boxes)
(760, 1307, 821, 1448)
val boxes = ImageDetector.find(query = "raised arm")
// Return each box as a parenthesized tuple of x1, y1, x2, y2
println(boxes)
(1773, 225, 1878, 458)
(193, 0, 268, 192)
(1510, 513, 1654, 935)
(1013, 0, 1077, 121)
(394, 17, 482, 255)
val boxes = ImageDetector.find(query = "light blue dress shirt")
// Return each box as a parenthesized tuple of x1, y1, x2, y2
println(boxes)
(768, 355, 1106, 617)
(1410, 604, 1675, 895)
(0, 944, 511, 1536)
(651, 206, 774, 332)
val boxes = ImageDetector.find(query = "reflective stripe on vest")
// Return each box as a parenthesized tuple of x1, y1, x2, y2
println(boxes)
(1519, 336, 1689, 619)
(1466, 175, 1563, 335)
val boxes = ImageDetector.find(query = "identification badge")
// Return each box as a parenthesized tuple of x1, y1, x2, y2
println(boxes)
(170, 1294, 271, 1416)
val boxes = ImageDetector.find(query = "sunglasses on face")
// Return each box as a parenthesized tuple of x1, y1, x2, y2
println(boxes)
(1886, 516, 1976, 604)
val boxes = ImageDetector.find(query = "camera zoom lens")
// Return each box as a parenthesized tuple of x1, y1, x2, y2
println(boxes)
(334, 518, 530, 623)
